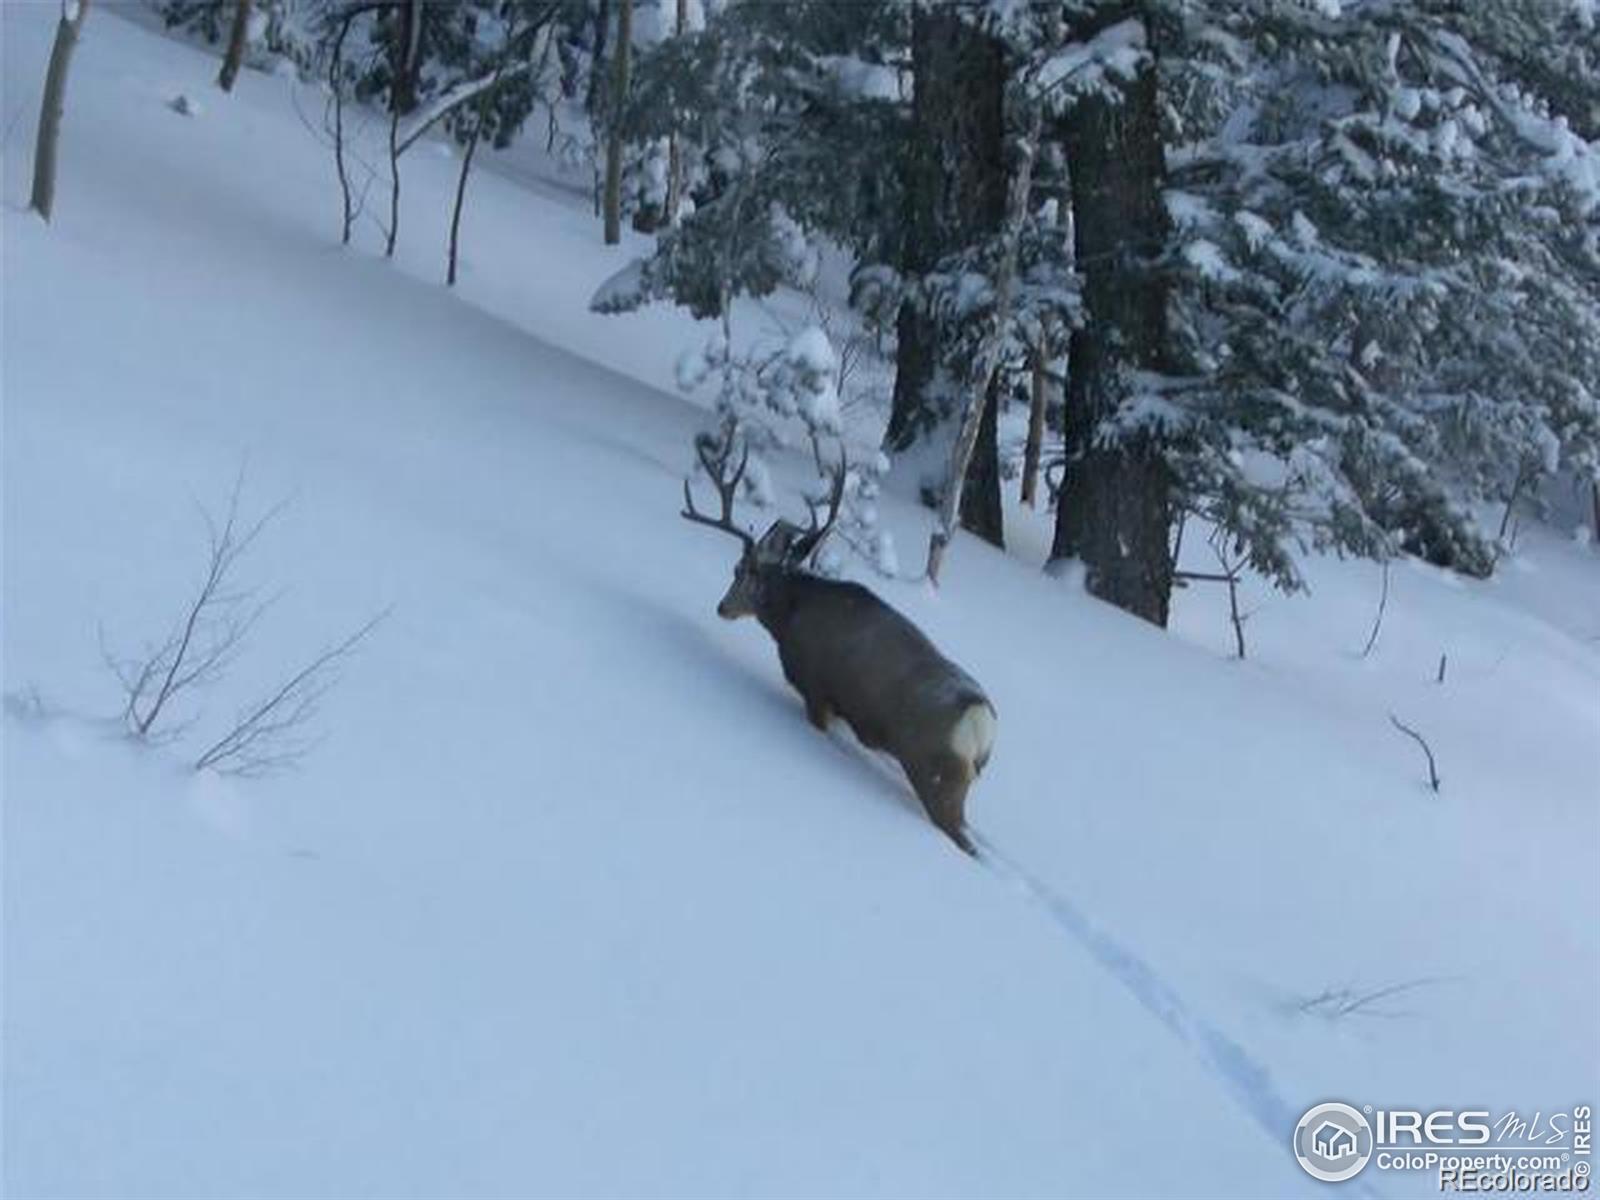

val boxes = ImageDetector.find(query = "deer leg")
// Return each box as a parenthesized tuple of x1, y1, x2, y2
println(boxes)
(804, 695, 832, 731)
(910, 756, 976, 856)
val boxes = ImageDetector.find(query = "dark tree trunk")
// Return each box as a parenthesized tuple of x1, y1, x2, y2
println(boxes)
(330, 10, 355, 244)
(389, 0, 419, 115)
(29, 0, 91, 224)
(586, 0, 611, 119)
(663, 0, 687, 227)
(887, 6, 1008, 548)
(386, 102, 400, 257)
(959, 370, 1004, 546)
(1020, 346, 1048, 507)
(447, 118, 482, 286)
(1049, 28, 1176, 627)
(886, 302, 936, 453)
(217, 0, 252, 92)
(447, 56, 509, 286)
(587, 0, 611, 217)
(602, 0, 633, 245)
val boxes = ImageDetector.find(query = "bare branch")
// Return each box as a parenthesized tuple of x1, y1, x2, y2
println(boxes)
(1173, 527, 1248, 658)
(1389, 713, 1441, 792)
(1360, 559, 1390, 659)
(105, 472, 286, 740)
(193, 610, 388, 776)
(1294, 976, 1452, 1021)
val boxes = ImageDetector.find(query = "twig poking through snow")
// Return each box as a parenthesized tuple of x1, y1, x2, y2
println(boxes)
(193, 610, 388, 776)
(1294, 977, 1450, 1020)
(1360, 560, 1389, 659)
(1389, 713, 1441, 792)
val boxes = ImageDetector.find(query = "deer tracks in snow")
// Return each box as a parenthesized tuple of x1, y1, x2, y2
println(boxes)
(968, 828, 1375, 1197)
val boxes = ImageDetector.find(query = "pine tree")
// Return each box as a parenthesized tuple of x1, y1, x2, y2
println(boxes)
(1152, 0, 1600, 589)
(1046, 5, 1177, 623)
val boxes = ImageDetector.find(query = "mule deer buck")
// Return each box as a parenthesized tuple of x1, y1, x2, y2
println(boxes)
(682, 431, 996, 855)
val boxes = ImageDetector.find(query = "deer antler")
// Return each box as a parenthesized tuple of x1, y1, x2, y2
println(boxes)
(681, 428, 755, 553)
(791, 452, 848, 565)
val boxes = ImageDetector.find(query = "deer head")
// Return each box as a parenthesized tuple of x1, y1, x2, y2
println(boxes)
(680, 430, 846, 621)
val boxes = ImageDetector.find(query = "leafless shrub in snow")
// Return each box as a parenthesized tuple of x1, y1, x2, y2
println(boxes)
(100, 472, 385, 774)
(101, 475, 281, 742)
(193, 609, 386, 776)
(3, 684, 52, 723)
(1174, 525, 1252, 660)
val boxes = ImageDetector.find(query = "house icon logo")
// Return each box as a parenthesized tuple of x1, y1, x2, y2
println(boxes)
(1294, 1102, 1374, 1182)
(1314, 1121, 1358, 1159)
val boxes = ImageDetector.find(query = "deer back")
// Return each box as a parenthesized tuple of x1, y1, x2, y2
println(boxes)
(757, 571, 993, 765)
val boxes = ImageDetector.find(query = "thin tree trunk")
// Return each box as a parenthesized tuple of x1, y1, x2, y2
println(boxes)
(602, 0, 633, 245)
(1021, 344, 1048, 507)
(958, 370, 1004, 544)
(386, 102, 401, 257)
(1048, 33, 1175, 626)
(662, 0, 688, 227)
(448, 121, 482, 287)
(217, 0, 253, 92)
(664, 138, 681, 227)
(1497, 462, 1529, 545)
(886, 302, 937, 454)
(587, 0, 611, 219)
(330, 11, 354, 245)
(586, 0, 611, 119)
(29, 0, 91, 224)
(926, 100, 1042, 583)
(448, 62, 505, 287)
(380, 0, 418, 257)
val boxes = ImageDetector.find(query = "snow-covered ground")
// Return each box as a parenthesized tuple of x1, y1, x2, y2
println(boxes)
(3, 8, 1596, 1198)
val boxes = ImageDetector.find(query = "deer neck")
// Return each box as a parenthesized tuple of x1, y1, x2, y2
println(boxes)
(754, 566, 807, 638)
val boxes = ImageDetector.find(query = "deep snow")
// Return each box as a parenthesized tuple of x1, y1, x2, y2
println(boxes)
(3, 7, 1597, 1199)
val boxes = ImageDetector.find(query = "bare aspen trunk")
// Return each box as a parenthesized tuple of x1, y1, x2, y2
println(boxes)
(602, 0, 633, 245)
(29, 0, 91, 224)
(1020, 346, 1048, 507)
(217, 0, 253, 92)
(926, 102, 1042, 584)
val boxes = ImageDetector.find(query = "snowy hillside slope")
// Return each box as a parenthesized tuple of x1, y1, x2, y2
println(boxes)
(3, 7, 1596, 1199)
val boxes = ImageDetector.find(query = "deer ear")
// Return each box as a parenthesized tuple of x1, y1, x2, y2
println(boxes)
(788, 528, 824, 564)
(755, 520, 801, 563)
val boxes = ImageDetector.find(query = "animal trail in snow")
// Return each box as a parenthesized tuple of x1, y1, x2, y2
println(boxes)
(969, 829, 1327, 1186)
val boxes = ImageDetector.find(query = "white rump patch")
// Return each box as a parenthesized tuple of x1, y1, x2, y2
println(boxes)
(949, 702, 997, 767)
